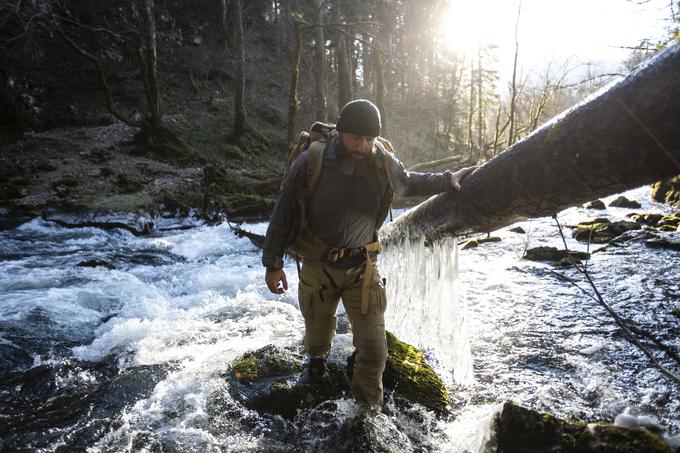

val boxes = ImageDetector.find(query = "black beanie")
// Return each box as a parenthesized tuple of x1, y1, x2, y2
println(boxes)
(336, 99, 381, 137)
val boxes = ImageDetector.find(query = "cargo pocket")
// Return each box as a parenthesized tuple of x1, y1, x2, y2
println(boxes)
(298, 279, 314, 319)
(371, 275, 387, 314)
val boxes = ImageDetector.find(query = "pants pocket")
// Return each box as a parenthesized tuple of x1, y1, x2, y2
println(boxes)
(372, 276, 387, 314)
(298, 280, 314, 319)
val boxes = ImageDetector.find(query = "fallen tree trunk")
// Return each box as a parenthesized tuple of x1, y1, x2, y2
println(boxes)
(382, 42, 680, 245)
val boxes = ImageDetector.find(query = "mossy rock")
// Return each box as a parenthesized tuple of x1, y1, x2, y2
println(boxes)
(462, 236, 502, 250)
(492, 402, 673, 453)
(645, 239, 680, 251)
(671, 308, 680, 318)
(523, 246, 590, 263)
(609, 195, 642, 209)
(225, 345, 348, 419)
(585, 199, 606, 210)
(571, 220, 641, 243)
(225, 333, 453, 419)
(509, 226, 526, 234)
(651, 175, 680, 207)
(381, 331, 452, 415)
(628, 213, 664, 226)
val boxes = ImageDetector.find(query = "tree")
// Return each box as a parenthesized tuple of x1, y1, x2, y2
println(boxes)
(312, 0, 327, 120)
(232, 0, 247, 141)
(382, 42, 680, 245)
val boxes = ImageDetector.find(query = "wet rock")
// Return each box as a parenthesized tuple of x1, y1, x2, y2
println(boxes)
(570, 219, 641, 243)
(645, 239, 680, 252)
(585, 199, 606, 209)
(608, 195, 642, 209)
(77, 259, 116, 270)
(226, 345, 349, 419)
(225, 332, 452, 419)
(461, 236, 502, 250)
(523, 246, 590, 263)
(651, 175, 680, 207)
(509, 226, 526, 234)
(491, 402, 674, 453)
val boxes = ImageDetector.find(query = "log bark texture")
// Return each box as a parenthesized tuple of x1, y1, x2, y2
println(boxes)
(382, 43, 680, 245)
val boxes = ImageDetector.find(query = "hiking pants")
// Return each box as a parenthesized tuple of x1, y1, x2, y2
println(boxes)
(298, 259, 388, 411)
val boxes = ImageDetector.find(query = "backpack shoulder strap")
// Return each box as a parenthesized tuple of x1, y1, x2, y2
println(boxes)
(298, 140, 326, 225)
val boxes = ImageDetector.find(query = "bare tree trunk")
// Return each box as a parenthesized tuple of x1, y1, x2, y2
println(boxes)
(232, 0, 247, 140)
(331, 0, 352, 113)
(477, 47, 483, 159)
(140, 0, 161, 129)
(508, 0, 521, 147)
(467, 58, 475, 162)
(287, 22, 304, 146)
(382, 43, 680, 245)
(313, 0, 327, 120)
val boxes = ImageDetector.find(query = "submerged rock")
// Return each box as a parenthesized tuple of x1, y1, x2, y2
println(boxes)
(77, 259, 116, 270)
(585, 199, 606, 210)
(523, 246, 590, 263)
(225, 332, 452, 419)
(609, 196, 642, 209)
(570, 219, 641, 243)
(491, 402, 674, 453)
(461, 236, 502, 250)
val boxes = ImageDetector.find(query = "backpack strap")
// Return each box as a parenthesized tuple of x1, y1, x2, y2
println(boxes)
(298, 140, 326, 226)
(373, 139, 396, 229)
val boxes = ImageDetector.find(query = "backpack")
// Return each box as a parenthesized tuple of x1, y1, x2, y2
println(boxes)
(284, 121, 396, 231)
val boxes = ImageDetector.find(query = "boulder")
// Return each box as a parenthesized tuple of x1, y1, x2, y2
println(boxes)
(651, 175, 680, 207)
(349, 331, 452, 415)
(608, 196, 642, 209)
(77, 259, 115, 270)
(491, 402, 674, 453)
(523, 246, 590, 263)
(585, 199, 606, 209)
(225, 332, 452, 419)
(570, 219, 641, 243)
(461, 236, 502, 250)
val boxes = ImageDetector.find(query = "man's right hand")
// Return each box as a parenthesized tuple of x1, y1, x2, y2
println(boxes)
(265, 269, 288, 294)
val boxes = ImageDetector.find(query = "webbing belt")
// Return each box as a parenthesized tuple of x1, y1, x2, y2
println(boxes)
(360, 241, 382, 315)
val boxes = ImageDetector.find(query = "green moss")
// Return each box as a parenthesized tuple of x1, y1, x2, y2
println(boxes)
(116, 173, 144, 193)
(100, 166, 114, 177)
(224, 145, 244, 160)
(230, 357, 261, 384)
(383, 331, 452, 414)
(591, 425, 673, 452)
(671, 309, 680, 318)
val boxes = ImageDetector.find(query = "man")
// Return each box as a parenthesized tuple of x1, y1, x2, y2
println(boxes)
(263, 99, 475, 412)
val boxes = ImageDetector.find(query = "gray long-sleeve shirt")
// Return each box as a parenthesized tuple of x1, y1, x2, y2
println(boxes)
(262, 137, 453, 270)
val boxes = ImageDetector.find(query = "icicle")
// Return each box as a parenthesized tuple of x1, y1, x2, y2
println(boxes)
(381, 234, 474, 385)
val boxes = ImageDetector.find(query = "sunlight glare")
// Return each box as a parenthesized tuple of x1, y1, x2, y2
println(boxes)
(438, 0, 510, 56)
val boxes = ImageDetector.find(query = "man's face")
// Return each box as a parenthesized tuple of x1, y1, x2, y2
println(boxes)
(339, 132, 376, 160)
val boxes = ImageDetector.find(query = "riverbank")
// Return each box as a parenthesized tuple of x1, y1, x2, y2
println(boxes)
(0, 120, 285, 229)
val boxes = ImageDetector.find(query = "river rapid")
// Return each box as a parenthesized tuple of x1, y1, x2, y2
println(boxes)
(0, 187, 678, 452)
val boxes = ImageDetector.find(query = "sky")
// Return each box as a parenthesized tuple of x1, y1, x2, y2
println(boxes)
(438, 0, 673, 80)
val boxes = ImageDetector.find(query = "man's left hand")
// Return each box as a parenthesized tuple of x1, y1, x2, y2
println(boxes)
(450, 166, 477, 191)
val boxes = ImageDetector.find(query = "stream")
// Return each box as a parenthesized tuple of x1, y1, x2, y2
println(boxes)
(0, 187, 678, 452)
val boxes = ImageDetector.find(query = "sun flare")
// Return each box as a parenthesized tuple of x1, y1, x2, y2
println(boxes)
(438, 0, 515, 56)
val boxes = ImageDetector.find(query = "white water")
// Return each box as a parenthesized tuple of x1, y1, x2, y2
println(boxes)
(0, 187, 678, 451)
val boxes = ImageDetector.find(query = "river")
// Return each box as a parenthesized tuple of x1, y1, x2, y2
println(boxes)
(0, 187, 678, 452)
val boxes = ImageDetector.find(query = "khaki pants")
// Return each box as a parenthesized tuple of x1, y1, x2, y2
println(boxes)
(298, 259, 388, 410)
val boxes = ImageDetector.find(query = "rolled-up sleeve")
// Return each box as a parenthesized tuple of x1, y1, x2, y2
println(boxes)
(261, 153, 308, 270)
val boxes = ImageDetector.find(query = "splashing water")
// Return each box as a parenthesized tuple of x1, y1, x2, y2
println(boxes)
(0, 187, 678, 451)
